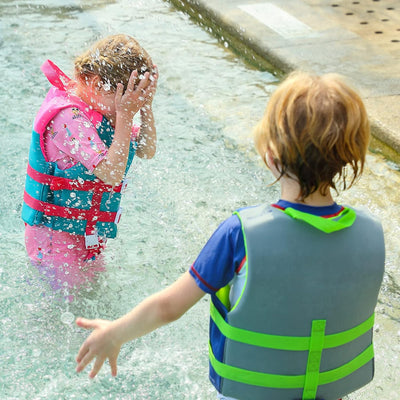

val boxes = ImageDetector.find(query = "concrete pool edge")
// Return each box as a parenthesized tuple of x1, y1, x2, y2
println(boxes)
(168, 0, 400, 157)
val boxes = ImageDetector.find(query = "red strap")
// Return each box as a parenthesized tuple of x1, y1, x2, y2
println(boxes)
(27, 164, 123, 193)
(50, 176, 122, 192)
(25, 164, 125, 237)
(27, 164, 53, 185)
(24, 191, 117, 223)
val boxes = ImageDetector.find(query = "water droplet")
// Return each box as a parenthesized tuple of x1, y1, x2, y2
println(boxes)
(61, 311, 74, 325)
(32, 348, 42, 357)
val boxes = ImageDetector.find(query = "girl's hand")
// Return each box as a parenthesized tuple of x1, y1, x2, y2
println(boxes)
(144, 65, 158, 108)
(75, 318, 122, 378)
(114, 70, 152, 122)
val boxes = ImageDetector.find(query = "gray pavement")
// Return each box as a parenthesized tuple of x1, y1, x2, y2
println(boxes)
(169, 0, 400, 156)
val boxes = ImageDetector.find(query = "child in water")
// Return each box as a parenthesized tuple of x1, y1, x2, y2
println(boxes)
(22, 34, 158, 292)
(75, 72, 384, 400)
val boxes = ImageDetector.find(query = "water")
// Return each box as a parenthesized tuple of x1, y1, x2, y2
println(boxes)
(0, 0, 399, 399)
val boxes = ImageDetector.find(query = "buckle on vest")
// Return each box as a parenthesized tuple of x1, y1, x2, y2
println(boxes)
(121, 178, 129, 193)
(114, 207, 123, 224)
(85, 233, 100, 249)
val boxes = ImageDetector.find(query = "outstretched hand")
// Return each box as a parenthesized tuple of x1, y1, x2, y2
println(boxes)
(75, 317, 122, 378)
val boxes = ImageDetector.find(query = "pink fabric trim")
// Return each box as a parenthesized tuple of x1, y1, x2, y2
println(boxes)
(132, 124, 140, 141)
(41, 59, 71, 90)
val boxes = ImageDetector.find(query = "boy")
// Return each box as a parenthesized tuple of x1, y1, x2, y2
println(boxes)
(75, 71, 384, 400)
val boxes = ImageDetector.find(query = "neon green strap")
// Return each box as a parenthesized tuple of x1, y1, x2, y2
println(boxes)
(210, 303, 374, 350)
(302, 320, 326, 400)
(209, 342, 374, 389)
(209, 343, 305, 389)
(283, 207, 356, 233)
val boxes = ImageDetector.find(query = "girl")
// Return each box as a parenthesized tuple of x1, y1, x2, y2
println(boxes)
(22, 34, 158, 292)
(75, 72, 384, 400)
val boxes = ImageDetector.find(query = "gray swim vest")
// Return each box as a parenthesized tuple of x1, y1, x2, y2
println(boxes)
(210, 204, 385, 400)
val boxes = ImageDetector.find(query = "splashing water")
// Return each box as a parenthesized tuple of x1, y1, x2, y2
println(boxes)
(0, 0, 399, 399)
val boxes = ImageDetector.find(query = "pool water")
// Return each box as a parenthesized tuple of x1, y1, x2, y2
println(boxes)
(0, 0, 399, 399)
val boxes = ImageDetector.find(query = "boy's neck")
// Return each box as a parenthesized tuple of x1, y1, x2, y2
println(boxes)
(280, 177, 335, 207)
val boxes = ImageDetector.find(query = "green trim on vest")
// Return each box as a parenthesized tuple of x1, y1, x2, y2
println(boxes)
(230, 210, 248, 312)
(282, 207, 356, 233)
(216, 285, 231, 309)
(209, 342, 374, 390)
(210, 302, 375, 350)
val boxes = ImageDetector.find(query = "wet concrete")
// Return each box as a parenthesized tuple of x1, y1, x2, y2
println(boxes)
(169, 0, 400, 155)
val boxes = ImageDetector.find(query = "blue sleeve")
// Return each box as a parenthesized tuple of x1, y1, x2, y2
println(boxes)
(189, 214, 245, 294)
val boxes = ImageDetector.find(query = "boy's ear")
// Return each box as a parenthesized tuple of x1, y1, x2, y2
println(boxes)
(265, 150, 276, 170)
(265, 149, 282, 179)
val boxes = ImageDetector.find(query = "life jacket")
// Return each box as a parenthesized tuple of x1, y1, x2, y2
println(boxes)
(22, 60, 136, 248)
(210, 204, 385, 400)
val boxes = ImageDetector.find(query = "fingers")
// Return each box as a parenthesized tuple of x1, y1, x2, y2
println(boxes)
(123, 67, 157, 96)
(76, 344, 106, 379)
(135, 71, 150, 94)
(89, 356, 107, 379)
(75, 318, 98, 373)
(109, 354, 118, 377)
(138, 67, 158, 107)
(126, 70, 138, 93)
(76, 342, 94, 373)
(76, 317, 97, 330)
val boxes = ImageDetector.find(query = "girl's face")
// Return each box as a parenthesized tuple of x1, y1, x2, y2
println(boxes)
(75, 76, 117, 123)
(91, 88, 116, 122)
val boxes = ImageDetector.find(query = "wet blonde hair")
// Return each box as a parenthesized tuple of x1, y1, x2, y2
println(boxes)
(74, 34, 153, 90)
(254, 71, 370, 200)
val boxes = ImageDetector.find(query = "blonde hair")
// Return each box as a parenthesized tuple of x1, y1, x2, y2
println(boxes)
(254, 71, 370, 200)
(74, 34, 153, 90)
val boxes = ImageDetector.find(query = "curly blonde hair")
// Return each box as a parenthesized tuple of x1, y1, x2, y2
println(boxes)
(74, 34, 153, 90)
(254, 71, 370, 200)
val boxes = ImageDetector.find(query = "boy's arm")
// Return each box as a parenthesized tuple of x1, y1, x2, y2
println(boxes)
(75, 271, 205, 378)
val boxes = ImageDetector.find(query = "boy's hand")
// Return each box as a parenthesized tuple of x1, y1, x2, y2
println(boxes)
(75, 317, 122, 378)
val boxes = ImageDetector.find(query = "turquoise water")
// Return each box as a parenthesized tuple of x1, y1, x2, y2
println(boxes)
(0, 0, 399, 399)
